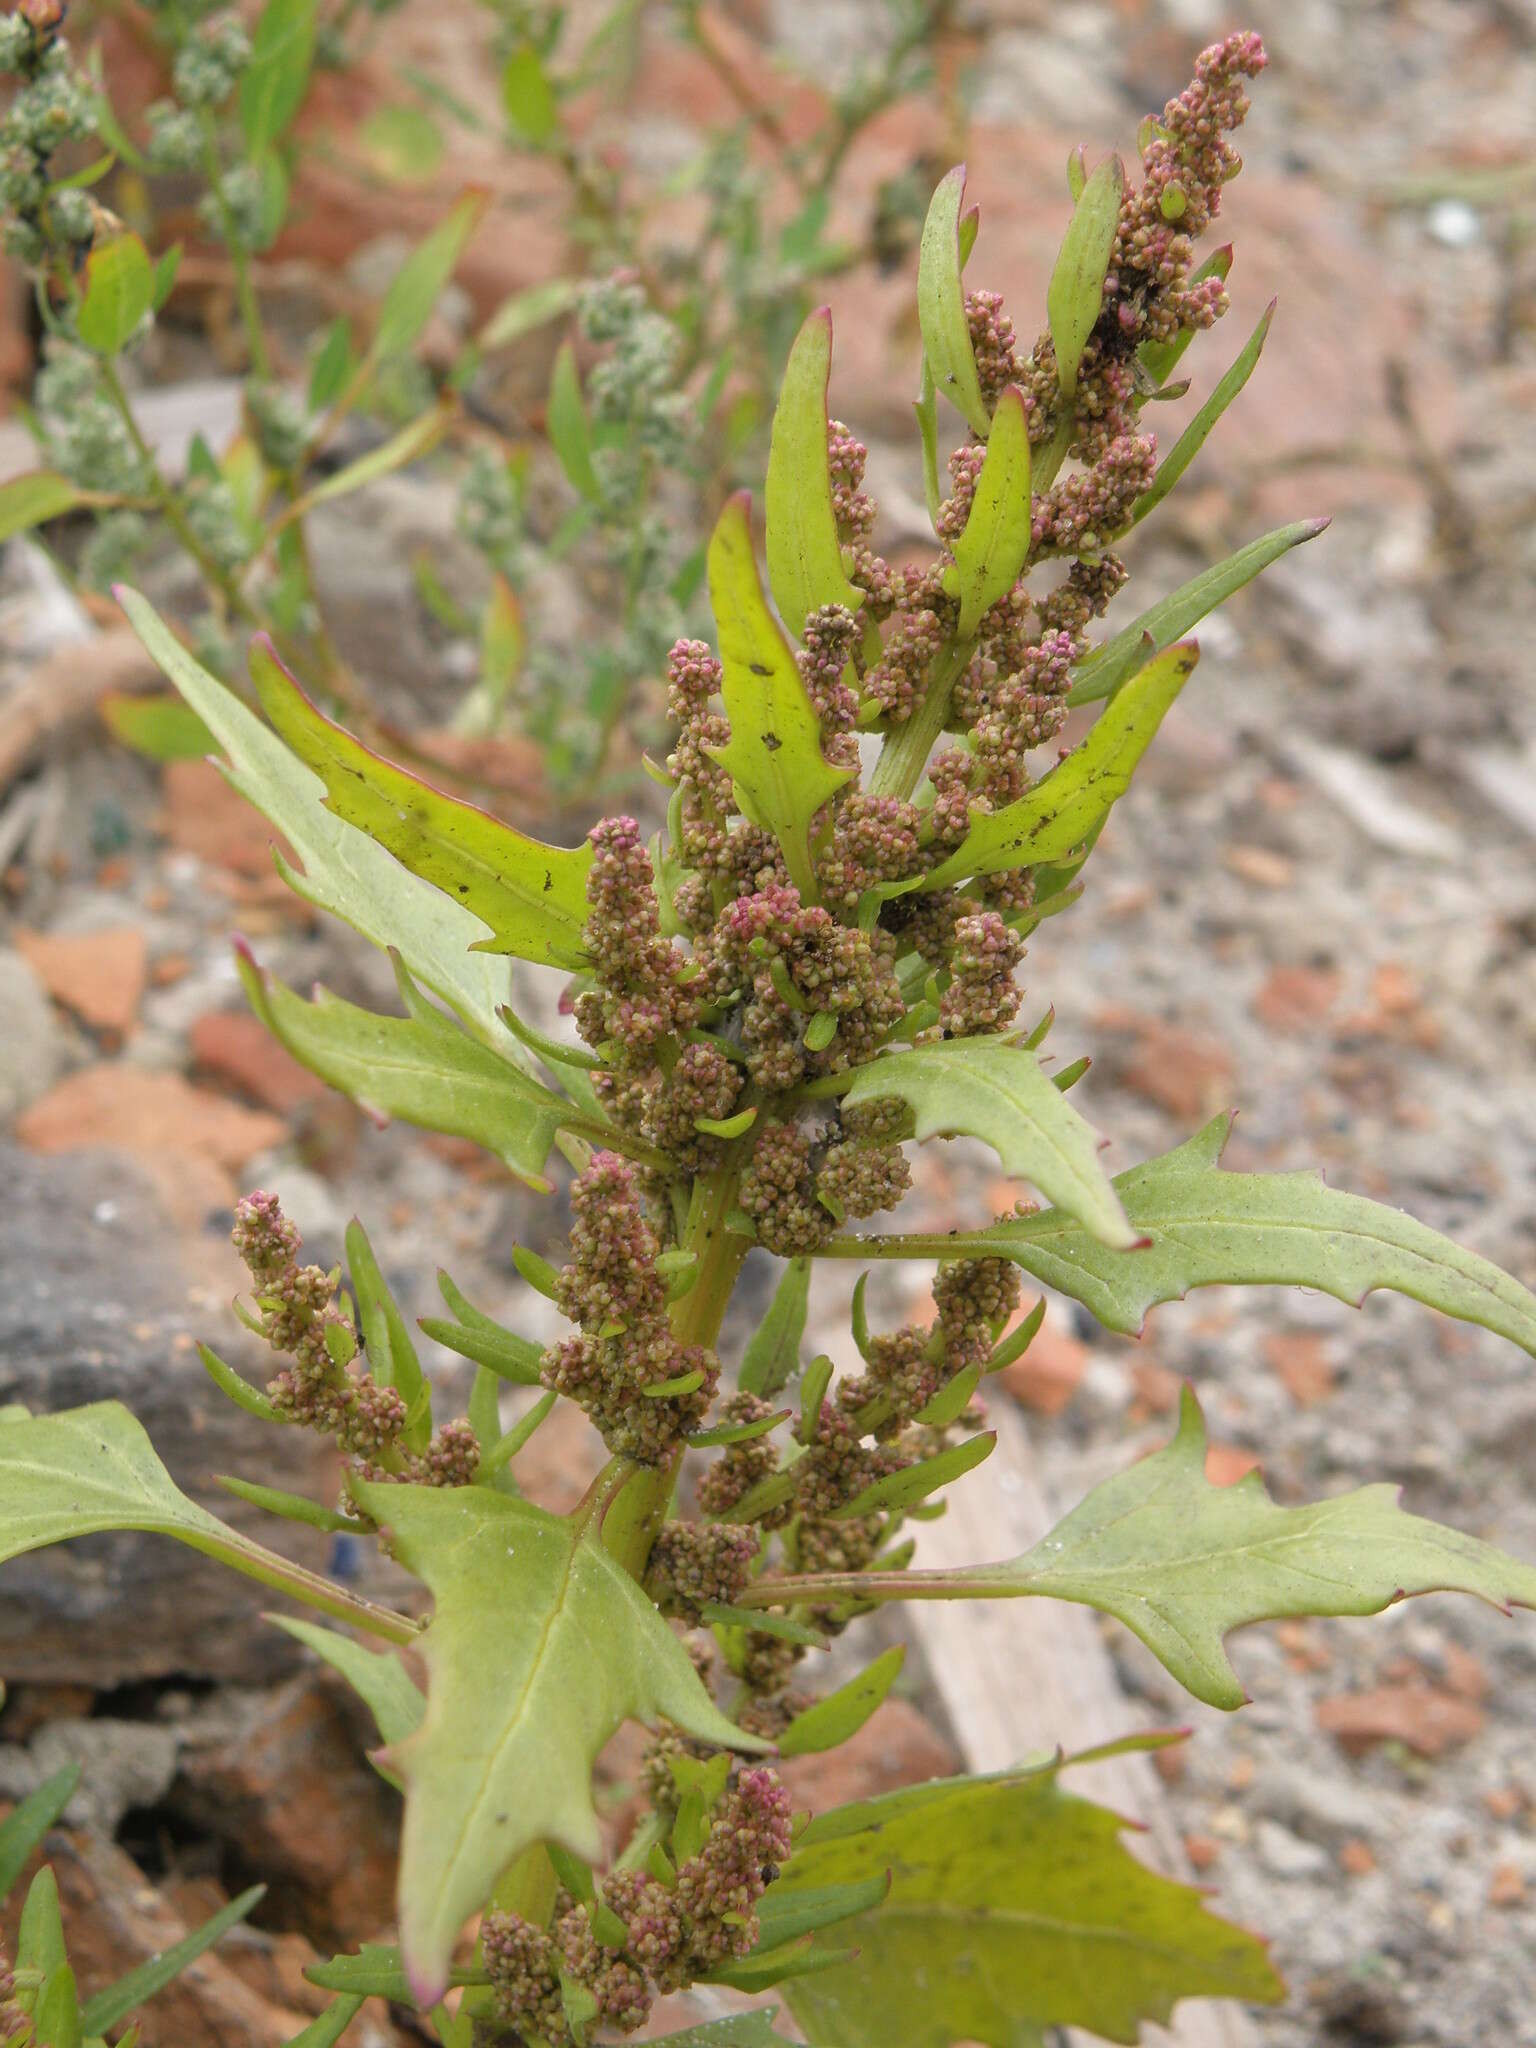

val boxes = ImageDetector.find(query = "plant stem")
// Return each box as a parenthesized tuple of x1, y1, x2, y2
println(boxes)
(199, 115, 272, 380)
(97, 357, 263, 631)
(867, 635, 974, 802)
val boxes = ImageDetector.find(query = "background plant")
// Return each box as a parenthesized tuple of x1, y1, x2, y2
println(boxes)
(0, 0, 956, 789)
(4, 30, 1536, 2048)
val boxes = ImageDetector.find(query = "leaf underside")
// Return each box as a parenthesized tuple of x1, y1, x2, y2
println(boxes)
(977, 1385, 1536, 1708)
(347, 1481, 768, 2005)
(841, 1036, 1136, 1249)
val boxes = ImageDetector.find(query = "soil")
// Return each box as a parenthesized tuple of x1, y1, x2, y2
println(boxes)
(2, 2, 1534, 2044)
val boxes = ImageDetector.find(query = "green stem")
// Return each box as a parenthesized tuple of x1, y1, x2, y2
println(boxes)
(733, 1565, 1011, 1609)
(198, 115, 271, 380)
(97, 357, 263, 630)
(867, 635, 975, 802)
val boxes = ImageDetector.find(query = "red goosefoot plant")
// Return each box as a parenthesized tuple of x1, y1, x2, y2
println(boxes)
(5, 31, 1536, 2048)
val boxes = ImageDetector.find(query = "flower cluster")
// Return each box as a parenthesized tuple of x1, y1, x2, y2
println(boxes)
(481, 1768, 792, 2041)
(0, 0, 97, 270)
(0, 1946, 24, 2047)
(231, 1192, 479, 1485)
(541, 1152, 718, 1461)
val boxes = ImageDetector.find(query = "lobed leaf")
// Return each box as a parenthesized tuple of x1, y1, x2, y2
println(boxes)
(346, 1479, 769, 2004)
(0, 1401, 417, 1643)
(764, 308, 863, 638)
(779, 1756, 1281, 2047)
(248, 637, 592, 969)
(1046, 154, 1125, 398)
(840, 1036, 1136, 1249)
(704, 494, 852, 899)
(916, 166, 989, 436)
(116, 590, 516, 1040)
(828, 1114, 1536, 1361)
(941, 384, 1032, 635)
(237, 947, 584, 1190)
(1068, 520, 1327, 706)
(965, 1385, 1536, 1708)
(919, 640, 1197, 891)
(269, 1615, 424, 1750)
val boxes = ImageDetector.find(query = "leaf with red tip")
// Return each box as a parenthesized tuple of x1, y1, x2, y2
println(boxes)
(917, 167, 990, 436)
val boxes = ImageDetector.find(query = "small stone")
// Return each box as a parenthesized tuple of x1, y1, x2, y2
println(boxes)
(1251, 964, 1340, 1031)
(0, 1717, 178, 1836)
(1262, 1330, 1336, 1406)
(0, 949, 64, 1118)
(15, 925, 148, 1040)
(776, 1700, 960, 1815)
(1224, 844, 1295, 889)
(997, 1317, 1087, 1416)
(1204, 1441, 1262, 1487)
(1184, 1832, 1220, 1871)
(1315, 1684, 1486, 1759)
(1255, 1816, 1331, 1879)
(1488, 1861, 1525, 1908)
(189, 1009, 328, 1115)
(1339, 1837, 1376, 1875)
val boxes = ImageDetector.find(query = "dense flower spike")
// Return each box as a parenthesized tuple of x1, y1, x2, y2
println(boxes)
(542, 1151, 717, 1460)
(482, 1769, 793, 2036)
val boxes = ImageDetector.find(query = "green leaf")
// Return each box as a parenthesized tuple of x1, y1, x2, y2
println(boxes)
(80, 1886, 264, 2033)
(116, 590, 517, 1041)
(345, 1480, 769, 2003)
(76, 234, 154, 354)
(359, 104, 445, 184)
(236, 949, 581, 1190)
(704, 494, 853, 899)
(779, 1759, 1281, 2048)
(840, 1037, 1136, 1249)
(778, 1645, 905, 1757)
(342, 1215, 428, 1445)
(1131, 299, 1275, 525)
(247, 635, 592, 969)
(269, 1615, 424, 1748)
(418, 1270, 545, 1386)
(642, 2017, 801, 2047)
(917, 166, 989, 436)
(841, 1114, 1536, 1361)
(739, 1256, 812, 1397)
(215, 1476, 358, 1533)
(198, 1342, 279, 1421)
(941, 384, 1031, 635)
(282, 1995, 365, 2047)
(919, 639, 1197, 889)
(547, 340, 601, 501)
(832, 1432, 995, 1519)
(272, 400, 454, 530)
(309, 317, 354, 411)
(305, 1943, 488, 2001)
(502, 43, 558, 144)
(1068, 519, 1328, 706)
(99, 692, 216, 762)
(17, 1866, 67, 1977)
(753, 1874, 891, 1954)
(35, 1962, 83, 2048)
(959, 1385, 1536, 1709)
(1046, 153, 1125, 398)
(0, 1401, 417, 1643)
(702, 1603, 829, 1649)
(764, 308, 863, 638)
(0, 471, 85, 542)
(151, 243, 182, 312)
(239, 0, 317, 154)
(0, 1765, 80, 1905)
(477, 276, 578, 352)
(372, 190, 488, 363)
